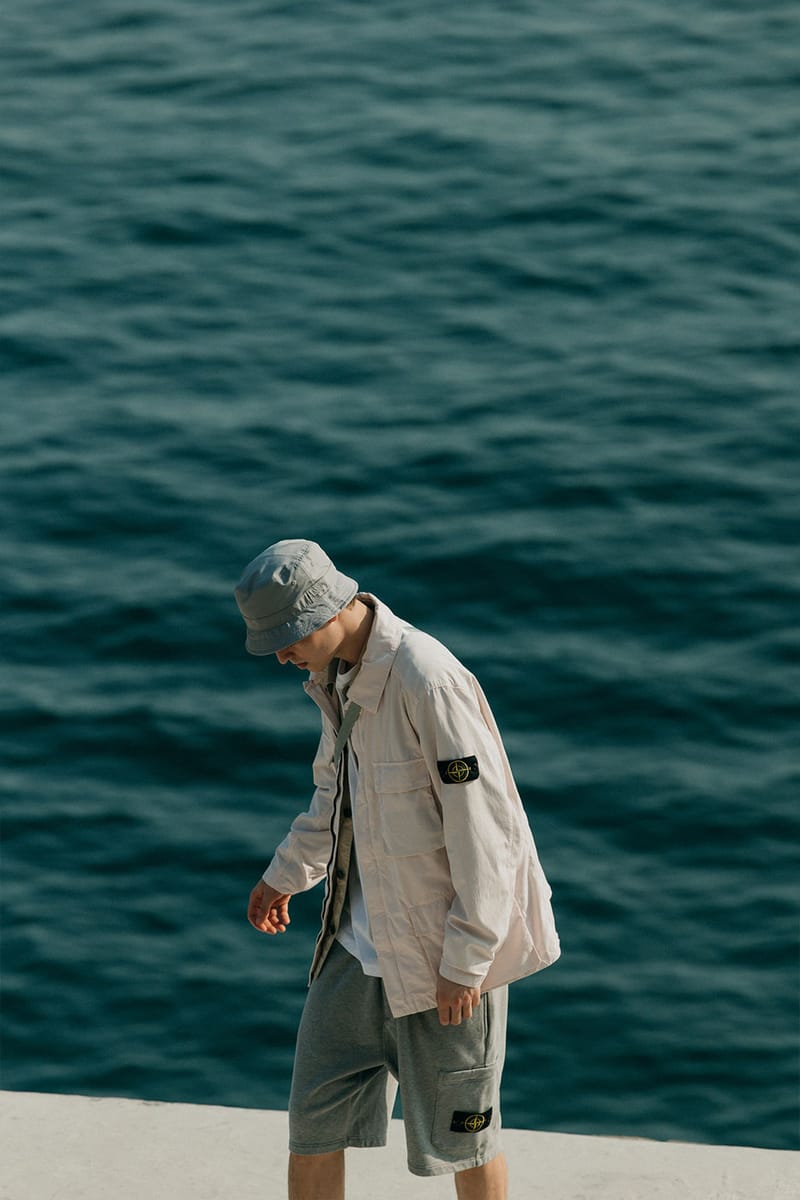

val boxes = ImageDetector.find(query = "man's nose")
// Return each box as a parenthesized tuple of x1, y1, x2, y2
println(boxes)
(276, 646, 293, 665)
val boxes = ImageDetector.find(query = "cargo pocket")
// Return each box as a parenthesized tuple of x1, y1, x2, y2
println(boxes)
(375, 759, 444, 857)
(431, 1064, 498, 1154)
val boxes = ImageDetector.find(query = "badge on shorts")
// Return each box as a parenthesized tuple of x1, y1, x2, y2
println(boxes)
(437, 756, 479, 784)
(450, 1107, 493, 1133)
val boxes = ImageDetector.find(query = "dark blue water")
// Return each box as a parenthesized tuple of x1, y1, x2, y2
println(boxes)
(2, 0, 798, 1152)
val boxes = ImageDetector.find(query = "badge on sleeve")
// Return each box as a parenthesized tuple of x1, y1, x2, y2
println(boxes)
(437, 756, 479, 784)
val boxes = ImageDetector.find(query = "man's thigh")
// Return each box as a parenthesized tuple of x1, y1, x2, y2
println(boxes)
(289, 941, 392, 1155)
(393, 985, 508, 1177)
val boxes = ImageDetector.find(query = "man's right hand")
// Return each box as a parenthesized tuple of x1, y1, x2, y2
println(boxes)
(247, 880, 292, 933)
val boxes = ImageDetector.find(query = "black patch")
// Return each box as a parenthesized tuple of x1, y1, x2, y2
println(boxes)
(450, 1108, 493, 1133)
(437, 756, 480, 785)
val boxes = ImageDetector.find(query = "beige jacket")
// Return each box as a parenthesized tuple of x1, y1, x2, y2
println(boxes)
(262, 595, 560, 1017)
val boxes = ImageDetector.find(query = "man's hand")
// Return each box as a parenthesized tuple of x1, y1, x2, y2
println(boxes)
(436, 973, 481, 1026)
(247, 880, 292, 933)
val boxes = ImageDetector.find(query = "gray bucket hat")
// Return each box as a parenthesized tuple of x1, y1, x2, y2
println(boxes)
(234, 539, 358, 656)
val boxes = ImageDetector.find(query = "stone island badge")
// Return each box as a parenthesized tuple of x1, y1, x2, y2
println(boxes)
(450, 1108, 493, 1133)
(437, 756, 479, 784)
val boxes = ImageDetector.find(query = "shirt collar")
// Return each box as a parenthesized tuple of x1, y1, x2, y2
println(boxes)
(307, 593, 405, 715)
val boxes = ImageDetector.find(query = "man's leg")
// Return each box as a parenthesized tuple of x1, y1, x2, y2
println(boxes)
(394, 985, 509, 1181)
(288, 943, 391, 1197)
(288, 1150, 345, 1200)
(454, 1152, 508, 1200)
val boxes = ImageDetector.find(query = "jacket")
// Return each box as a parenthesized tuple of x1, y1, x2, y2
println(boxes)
(262, 595, 560, 1018)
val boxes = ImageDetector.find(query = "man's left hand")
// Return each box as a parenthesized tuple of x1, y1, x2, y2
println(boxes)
(436, 973, 481, 1026)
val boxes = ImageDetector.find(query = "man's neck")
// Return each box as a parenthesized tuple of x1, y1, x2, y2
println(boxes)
(337, 599, 374, 670)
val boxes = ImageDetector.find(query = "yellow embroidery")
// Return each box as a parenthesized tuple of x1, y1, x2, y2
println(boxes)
(446, 759, 470, 783)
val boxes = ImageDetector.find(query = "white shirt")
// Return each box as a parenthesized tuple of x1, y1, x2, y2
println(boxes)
(334, 660, 382, 976)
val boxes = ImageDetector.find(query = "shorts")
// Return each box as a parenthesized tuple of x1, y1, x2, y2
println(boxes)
(288, 939, 508, 1177)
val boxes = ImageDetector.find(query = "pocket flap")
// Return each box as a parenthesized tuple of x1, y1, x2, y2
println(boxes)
(375, 758, 430, 793)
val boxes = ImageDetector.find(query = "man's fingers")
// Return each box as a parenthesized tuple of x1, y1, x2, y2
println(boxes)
(257, 906, 286, 934)
(248, 885, 292, 934)
(438, 999, 466, 1026)
(253, 912, 283, 934)
(436, 984, 480, 1025)
(267, 905, 289, 932)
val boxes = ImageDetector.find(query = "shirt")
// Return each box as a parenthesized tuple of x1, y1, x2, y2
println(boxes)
(334, 660, 381, 976)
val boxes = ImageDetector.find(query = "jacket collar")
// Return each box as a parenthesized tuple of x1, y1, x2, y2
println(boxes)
(304, 594, 406, 715)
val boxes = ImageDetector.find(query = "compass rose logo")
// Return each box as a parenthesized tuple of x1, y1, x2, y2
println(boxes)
(446, 759, 470, 783)
(464, 1113, 486, 1132)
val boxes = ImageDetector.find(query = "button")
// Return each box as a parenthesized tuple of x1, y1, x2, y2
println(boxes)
(327, 922, 337, 936)
(336, 868, 346, 880)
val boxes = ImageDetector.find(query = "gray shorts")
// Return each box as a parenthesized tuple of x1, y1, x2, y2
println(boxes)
(288, 940, 508, 1177)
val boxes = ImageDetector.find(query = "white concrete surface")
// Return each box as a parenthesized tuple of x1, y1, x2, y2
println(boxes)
(1, 1090, 797, 1200)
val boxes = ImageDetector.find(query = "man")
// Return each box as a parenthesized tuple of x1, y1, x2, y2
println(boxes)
(235, 539, 559, 1200)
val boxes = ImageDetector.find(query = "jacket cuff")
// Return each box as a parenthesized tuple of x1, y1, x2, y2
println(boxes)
(438, 961, 486, 989)
(262, 862, 295, 895)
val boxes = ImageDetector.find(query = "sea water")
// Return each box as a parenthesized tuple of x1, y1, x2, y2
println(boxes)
(1, 0, 797, 1150)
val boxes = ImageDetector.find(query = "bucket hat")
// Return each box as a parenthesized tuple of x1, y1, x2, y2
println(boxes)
(234, 539, 358, 656)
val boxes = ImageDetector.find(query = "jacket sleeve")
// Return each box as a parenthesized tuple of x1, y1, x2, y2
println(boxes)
(261, 723, 337, 896)
(410, 679, 520, 988)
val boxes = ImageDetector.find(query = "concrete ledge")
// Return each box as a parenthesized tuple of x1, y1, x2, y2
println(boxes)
(1, 1090, 797, 1199)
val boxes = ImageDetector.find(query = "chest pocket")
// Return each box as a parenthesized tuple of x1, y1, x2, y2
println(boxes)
(375, 758, 444, 857)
